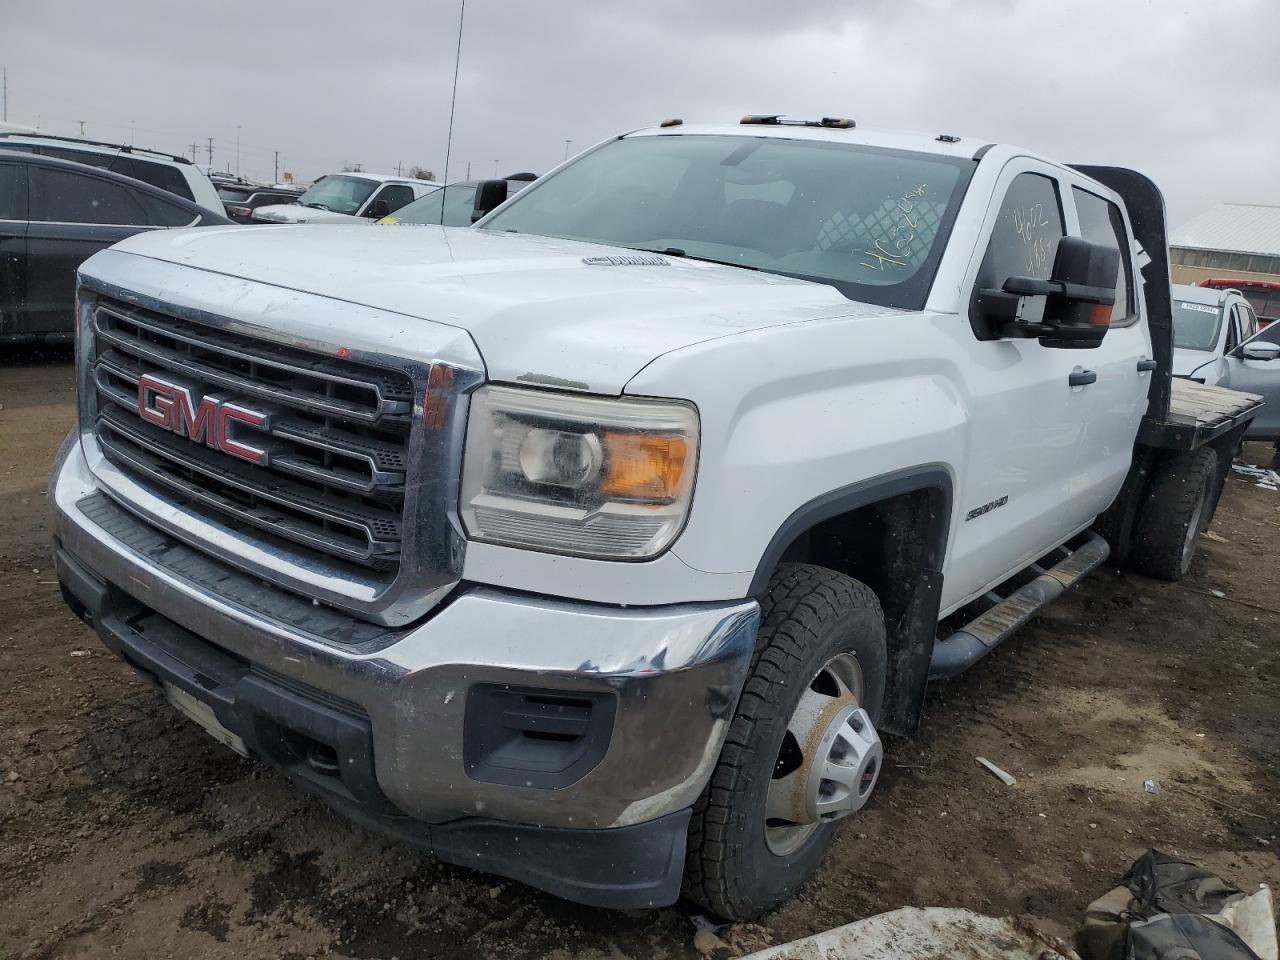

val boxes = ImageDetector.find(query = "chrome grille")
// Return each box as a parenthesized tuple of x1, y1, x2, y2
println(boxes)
(90, 299, 414, 574)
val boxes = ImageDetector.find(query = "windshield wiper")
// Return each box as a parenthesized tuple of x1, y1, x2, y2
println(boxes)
(632, 246, 760, 271)
(301, 202, 332, 211)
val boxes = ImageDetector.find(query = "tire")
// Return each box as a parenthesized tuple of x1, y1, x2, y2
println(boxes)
(683, 563, 887, 921)
(1129, 447, 1218, 581)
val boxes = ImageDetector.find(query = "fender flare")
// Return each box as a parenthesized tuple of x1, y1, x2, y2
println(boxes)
(747, 464, 954, 738)
(747, 464, 954, 597)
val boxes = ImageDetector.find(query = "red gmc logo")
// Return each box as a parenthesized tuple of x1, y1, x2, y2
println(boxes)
(136, 373, 270, 466)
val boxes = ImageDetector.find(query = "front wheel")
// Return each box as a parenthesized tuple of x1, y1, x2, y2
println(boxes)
(683, 563, 887, 920)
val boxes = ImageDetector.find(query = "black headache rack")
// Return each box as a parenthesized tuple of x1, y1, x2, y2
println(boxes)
(1070, 165, 1263, 450)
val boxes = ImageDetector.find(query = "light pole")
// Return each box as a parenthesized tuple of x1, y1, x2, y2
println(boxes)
(563, 139, 571, 161)
(493, 159, 499, 177)
(235, 125, 241, 177)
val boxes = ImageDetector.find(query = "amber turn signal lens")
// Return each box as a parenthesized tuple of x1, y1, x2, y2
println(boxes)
(1088, 303, 1112, 327)
(599, 432, 689, 501)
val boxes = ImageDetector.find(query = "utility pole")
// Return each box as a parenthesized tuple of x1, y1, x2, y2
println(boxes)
(206, 137, 214, 169)
(274, 150, 279, 183)
(396, 161, 402, 176)
(77, 120, 86, 136)
(564, 139, 571, 161)
(465, 161, 471, 179)
(493, 159, 499, 177)
(235, 125, 241, 177)
(2, 68, 7, 123)
(130, 120, 135, 145)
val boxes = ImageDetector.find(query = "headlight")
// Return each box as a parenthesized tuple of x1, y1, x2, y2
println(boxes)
(460, 386, 698, 559)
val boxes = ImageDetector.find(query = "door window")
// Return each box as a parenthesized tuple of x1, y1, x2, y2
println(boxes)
(973, 173, 1065, 325)
(138, 193, 199, 227)
(370, 184, 415, 215)
(1237, 302, 1258, 341)
(1224, 306, 1242, 353)
(30, 167, 148, 225)
(1072, 187, 1135, 326)
(0, 164, 19, 220)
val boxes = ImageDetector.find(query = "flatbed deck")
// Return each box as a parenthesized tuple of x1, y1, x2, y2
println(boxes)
(1138, 377, 1264, 450)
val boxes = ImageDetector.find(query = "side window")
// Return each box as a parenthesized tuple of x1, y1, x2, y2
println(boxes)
(138, 192, 199, 227)
(39, 146, 114, 174)
(973, 172, 1065, 325)
(110, 156, 194, 201)
(372, 184, 416, 214)
(30, 167, 148, 225)
(1224, 306, 1241, 353)
(1238, 303, 1258, 340)
(1072, 187, 1135, 327)
(0, 164, 19, 220)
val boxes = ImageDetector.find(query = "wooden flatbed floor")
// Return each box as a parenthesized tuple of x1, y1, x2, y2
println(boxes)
(1138, 377, 1264, 450)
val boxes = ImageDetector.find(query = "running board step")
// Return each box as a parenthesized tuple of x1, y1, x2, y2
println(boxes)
(929, 532, 1110, 678)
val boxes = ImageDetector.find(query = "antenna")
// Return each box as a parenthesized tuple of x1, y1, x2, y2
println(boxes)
(441, 0, 467, 206)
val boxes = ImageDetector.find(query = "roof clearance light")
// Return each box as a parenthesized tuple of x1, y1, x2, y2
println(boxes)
(740, 115, 855, 128)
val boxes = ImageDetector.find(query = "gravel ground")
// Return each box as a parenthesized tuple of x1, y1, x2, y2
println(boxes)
(2, 348, 1277, 959)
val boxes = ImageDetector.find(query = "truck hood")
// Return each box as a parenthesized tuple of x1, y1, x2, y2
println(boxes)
(108, 224, 890, 393)
(1172, 347, 1220, 381)
(251, 204, 367, 224)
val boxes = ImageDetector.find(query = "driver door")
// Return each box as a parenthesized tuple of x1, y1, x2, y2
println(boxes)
(945, 163, 1096, 606)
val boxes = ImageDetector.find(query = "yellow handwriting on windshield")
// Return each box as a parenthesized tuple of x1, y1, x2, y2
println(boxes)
(860, 184, 928, 273)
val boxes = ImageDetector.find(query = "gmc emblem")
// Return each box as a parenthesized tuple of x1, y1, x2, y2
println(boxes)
(137, 373, 270, 466)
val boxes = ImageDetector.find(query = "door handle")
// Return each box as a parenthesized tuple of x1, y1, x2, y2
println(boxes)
(1136, 359, 1158, 372)
(1069, 370, 1098, 387)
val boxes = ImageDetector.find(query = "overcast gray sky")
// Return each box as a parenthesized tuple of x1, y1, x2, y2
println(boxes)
(2, 0, 1277, 225)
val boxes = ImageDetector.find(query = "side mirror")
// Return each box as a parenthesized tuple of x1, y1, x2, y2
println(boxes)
(1241, 341, 1280, 362)
(365, 199, 391, 220)
(471, 179, 509, 223)
(980, 237, 1120, 349)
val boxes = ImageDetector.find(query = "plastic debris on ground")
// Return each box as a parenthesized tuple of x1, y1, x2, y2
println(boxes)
(975, 756, 1017, 786)
(738, 906, 1075, 960)
(1232, 463, 1280, 491)
(1079, 849, 1277, 960)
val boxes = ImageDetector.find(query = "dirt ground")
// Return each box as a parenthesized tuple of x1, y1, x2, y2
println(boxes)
(2, 347, 1277, 960)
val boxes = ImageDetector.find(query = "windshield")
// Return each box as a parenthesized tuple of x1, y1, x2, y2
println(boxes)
(217, 186, 252, 202)
(387, 183, 475, 226)
(297, 175, 377, 215)
(1172, 300, 1223, 351)
(480, 134, 974, 308)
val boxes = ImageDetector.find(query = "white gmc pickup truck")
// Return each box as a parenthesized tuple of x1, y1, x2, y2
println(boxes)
(51, 117, 1260, 920)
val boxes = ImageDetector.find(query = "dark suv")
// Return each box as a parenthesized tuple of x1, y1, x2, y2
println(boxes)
(0, 150, 229, 343)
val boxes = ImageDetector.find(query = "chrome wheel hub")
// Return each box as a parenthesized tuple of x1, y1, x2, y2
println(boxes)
(764, 653, 882, 857)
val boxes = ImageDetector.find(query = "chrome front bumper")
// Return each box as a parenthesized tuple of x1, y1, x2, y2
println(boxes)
(51, 434, 759, 830)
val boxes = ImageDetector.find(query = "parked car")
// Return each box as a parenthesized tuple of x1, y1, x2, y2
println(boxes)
(0, 150, 230, 342)
(217, 183, 305, 223)
(251, 173, 438, 224)
(377, 174, 536, 226)
(53, 119, 1260, 919)
(0, 132, 223, 212)
(1198, 277, 1280, 328)
(1173, 283, 1280, 442)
